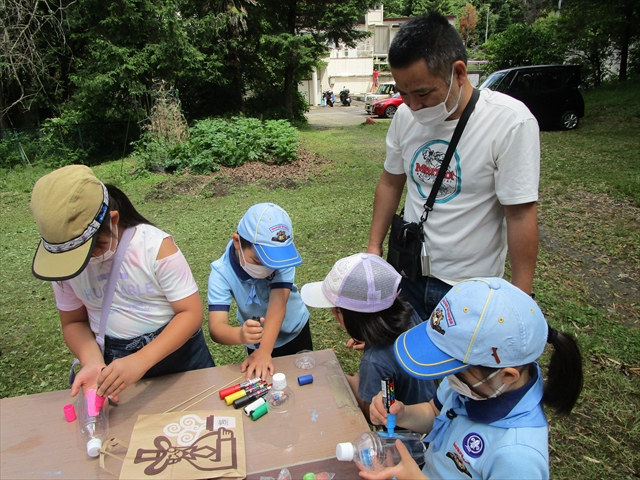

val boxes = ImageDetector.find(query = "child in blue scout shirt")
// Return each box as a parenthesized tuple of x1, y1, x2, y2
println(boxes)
(362, 277, 584, 480)
(301, 253, 436, 423)
(208, 203, 312, 380)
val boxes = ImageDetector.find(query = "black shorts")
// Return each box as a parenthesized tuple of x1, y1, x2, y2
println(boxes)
(246, 320, 313, 358)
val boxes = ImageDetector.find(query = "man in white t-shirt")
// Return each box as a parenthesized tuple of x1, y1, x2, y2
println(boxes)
(367, 13, 540, 322)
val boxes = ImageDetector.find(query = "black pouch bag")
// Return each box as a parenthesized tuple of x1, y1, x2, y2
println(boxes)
(387, 211, 423, 282)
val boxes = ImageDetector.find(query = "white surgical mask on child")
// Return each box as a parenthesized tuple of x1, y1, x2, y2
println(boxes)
(89, 223, 118, 265)
(448, 369, 507, 400)
(239, 247, 274, 279)
(410, 68, 463, 127)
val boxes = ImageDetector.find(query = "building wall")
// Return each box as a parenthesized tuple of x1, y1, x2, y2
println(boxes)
(299, 7, 459, 105)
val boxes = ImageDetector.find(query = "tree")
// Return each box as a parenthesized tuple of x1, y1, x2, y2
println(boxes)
(484, 15, 564, 72)
(606, 0, 640, 82)
(458, 4, 479, 46)
(1, 0, 75, 127)
(409, 0, 453, 16)
(249, 0, 378, 121)
(556, 1, 615, 87)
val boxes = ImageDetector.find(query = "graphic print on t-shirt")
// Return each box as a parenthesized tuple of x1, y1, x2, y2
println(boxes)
(409, 140, 461, 202)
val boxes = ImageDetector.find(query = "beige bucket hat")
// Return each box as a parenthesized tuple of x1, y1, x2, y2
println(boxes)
(31, 165, 109, 281)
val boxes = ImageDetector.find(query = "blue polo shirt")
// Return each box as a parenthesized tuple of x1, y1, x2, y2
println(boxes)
(423, 364, 549, 479)
(208, 240, 309, 348)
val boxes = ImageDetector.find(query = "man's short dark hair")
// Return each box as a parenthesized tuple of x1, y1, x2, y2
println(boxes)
(388, 13, 467, 84)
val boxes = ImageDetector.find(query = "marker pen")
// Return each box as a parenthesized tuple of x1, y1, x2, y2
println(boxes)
(219, 377, 262, 399)
(243, 381, 267, 395)
(233, 386, 270, 409)
(381, 376, 396, 436)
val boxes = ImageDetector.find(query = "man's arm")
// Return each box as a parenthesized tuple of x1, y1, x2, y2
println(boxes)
(367, 170, 407, 256)
(504, 201, 538, 294)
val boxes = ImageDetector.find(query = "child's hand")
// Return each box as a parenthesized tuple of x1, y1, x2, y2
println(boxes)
(369, 392, 405, 426)
(358, 439, 426, 480)
(346, 338, 366, 350)
(97, 355, 148, 398)
(70, 362, 105, 397)
(240, 317, 264, 345)
(241, 348, 273, 381)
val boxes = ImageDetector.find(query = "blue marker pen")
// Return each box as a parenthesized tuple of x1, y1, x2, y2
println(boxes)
(381, 376, 396, 436)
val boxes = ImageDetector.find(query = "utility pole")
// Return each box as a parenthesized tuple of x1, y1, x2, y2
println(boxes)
(485, 6, 490, 43)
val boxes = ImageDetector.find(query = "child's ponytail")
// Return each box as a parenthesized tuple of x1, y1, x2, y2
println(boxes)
(543, 326, 583, 414)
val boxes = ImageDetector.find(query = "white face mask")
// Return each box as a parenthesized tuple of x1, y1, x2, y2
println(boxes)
(447, 370, 507, 401)
(89, 223, 118, 265)
(239, 247, 274, 279)
(410, 68, 463, 127)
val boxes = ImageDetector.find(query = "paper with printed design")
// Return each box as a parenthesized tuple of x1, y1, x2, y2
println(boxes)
(119, 410, 245, 479)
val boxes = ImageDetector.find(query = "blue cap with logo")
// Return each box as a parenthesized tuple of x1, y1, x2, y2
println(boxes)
(394, 278, 547, 379)
(237, 203, 302, 269)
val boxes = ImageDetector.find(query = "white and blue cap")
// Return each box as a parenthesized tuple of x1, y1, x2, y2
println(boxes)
(237, 203, 302, 269)
(395, 278, 547, 379)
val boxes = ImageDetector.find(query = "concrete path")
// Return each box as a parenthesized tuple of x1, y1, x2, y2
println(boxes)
(305, 100, 390, 128)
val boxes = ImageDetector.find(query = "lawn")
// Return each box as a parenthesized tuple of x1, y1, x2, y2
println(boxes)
(0, 81, 638, 479)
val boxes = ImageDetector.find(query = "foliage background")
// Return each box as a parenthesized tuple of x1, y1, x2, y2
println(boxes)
(2, 0, 639, 132)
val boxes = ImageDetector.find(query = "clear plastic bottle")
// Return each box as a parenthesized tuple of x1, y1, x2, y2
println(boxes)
(75, 388, 109, 457)
(336, 431, 426, 473)
(265, 373, 299, 448)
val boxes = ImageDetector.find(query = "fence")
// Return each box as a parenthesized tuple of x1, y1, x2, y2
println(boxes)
(0, 121, 141, 168)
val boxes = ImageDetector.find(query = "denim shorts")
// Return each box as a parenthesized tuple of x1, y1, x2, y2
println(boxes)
(104, 325, 215, 378)
(399, 276, 454, 323)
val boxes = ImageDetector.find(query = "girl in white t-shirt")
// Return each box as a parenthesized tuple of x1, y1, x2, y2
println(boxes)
(31, 165, 214, 400)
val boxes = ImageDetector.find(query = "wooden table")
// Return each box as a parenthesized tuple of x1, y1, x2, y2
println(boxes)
(1, 349, 368, 479)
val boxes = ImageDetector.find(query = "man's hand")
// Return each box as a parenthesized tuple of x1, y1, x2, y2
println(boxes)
(241, 348, 274, 381)
(96, 355, 148, 398)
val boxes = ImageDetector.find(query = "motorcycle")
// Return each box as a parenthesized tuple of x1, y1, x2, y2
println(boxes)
(323, 89, 334, 107)
(339, 88, 352, 107)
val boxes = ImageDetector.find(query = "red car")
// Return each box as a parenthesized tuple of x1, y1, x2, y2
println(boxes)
(371, 93, 402, 118)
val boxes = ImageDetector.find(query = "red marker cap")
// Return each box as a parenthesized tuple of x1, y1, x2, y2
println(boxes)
(219, 384, 241, 399)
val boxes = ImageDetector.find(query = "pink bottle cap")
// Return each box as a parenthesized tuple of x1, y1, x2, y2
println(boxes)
(86, 389, 106, 417)
(63, 403, 76, 422)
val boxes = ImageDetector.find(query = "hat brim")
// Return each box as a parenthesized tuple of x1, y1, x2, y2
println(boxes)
(394, 321, 471, 380)
(254, 243, 302, 269)
(300, 282, 335, 308)
(32, 236, 96, 281)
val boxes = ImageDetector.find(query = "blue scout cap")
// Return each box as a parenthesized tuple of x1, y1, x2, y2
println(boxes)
(237, 203, 302, 269)
(394, 278, 547, 379)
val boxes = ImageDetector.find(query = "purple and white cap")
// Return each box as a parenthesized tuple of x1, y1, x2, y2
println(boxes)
(301, 253, 401, 313)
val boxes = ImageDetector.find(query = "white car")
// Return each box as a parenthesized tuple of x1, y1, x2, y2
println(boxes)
(364, 82, 397, 114)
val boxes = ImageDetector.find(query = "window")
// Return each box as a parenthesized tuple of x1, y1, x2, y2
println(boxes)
(510, 72, 536, 93)
(537, 69, 563, 91)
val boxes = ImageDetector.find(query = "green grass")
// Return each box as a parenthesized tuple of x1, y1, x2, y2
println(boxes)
(1, 83, 639, 478)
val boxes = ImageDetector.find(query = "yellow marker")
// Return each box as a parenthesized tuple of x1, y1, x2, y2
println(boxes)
(225, 389, 246, 405)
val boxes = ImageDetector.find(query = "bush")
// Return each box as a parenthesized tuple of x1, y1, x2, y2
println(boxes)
(136, 116, 299, 174)
(0, 125, 87, 169)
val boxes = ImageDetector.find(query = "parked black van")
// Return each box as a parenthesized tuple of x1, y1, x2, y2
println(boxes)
(479, 64, 585, 130)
